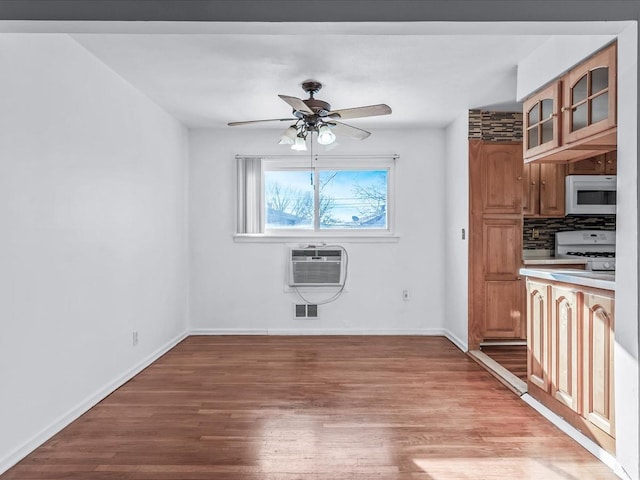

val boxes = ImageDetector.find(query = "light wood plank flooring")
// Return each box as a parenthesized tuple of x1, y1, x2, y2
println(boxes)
(481, 344, 528, 382)
(2, 336, 617, 479)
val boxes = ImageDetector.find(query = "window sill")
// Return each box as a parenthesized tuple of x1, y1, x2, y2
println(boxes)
(233, 233, 401, 243)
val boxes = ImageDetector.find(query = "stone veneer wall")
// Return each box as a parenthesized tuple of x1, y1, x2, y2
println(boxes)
(523, 216, 616, 251)
(468, 109, 523, 141)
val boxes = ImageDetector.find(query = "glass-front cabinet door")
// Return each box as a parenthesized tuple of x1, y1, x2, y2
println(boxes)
(523, 81, 561, 160)
(563, 43, 617, 144)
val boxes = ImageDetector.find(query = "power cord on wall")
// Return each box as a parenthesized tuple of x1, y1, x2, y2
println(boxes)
(293, 244, 349, 305)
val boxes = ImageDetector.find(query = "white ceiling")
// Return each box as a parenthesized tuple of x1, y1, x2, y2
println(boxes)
(52, 22, 625, 130)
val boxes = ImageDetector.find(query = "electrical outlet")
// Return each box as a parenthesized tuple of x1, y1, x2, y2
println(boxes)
(403, 289, 410, 301)
(132, 331, 139, 346)
(532, 228, 540, 239)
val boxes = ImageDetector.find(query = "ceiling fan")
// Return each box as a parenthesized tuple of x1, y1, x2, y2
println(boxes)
(227, 80, 392, 150)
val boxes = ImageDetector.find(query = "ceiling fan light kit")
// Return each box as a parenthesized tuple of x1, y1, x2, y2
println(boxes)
(228, 80, 391, 151)
(291, 135, 307, 151)
(317, 124, 336, 145)
(278, 125, 298, 145)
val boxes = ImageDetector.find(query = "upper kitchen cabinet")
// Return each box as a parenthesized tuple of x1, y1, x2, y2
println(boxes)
(523, 82, 561, 159)
(523, 163, 566, 217)
(563, 44, 616, 146)
(523, 42, 617, 164)
(567, 151, 617, 175)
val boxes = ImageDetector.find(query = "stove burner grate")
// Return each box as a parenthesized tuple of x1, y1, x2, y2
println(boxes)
(566, 251, 615, 258)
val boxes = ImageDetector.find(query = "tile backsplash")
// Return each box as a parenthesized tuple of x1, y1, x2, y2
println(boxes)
(523, 216, 616, 251)
(468, 109, 523, 141)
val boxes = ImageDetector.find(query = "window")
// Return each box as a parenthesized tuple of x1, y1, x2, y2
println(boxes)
(237, 156, 395, 236)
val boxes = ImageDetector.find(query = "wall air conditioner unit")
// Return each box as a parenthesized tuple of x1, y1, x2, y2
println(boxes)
(289, 247, 344, 287)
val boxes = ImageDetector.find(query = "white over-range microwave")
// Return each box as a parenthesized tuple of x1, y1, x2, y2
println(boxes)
(565, 174, 616, 215)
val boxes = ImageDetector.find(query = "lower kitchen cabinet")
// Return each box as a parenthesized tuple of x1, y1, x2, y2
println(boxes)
(527, 280, 549, 391)
(525, 278, 615, 453)
(582, 291, 615, 437)
(550, 286, 580, 412)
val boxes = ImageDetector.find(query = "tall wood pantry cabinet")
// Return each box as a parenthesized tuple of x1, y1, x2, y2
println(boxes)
(469, 140, 524, 349)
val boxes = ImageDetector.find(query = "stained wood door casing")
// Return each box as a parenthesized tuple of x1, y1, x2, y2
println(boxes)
(583, 292, 615, 437)
(550, 286, 580, 412)
(527, 280, 549, 392)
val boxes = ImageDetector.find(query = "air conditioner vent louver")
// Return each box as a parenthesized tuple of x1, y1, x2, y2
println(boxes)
(289, 248, 344, 287)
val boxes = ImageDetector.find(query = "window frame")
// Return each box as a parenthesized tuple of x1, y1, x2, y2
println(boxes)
(259, 157, 396, 238)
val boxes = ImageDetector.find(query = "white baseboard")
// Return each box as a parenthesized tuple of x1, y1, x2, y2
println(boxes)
(521, 394, 627, 479)
(190, 328, 447, 336)
(442, 329, 468, 352)
(0, 330, 188, 476)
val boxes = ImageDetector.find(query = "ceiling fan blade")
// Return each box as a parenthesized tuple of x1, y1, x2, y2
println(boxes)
(228, 118, 296, 126)
(328, 104, 392, 120)
(328, 120, 371, 140)
(278, 95, 314, 115)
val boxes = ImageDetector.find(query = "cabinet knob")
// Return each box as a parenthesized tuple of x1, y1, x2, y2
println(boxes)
(607, 160, 612, 164)
(531, 181, 536, 185)
(597, 160, 603, 165)
(541, 180, 547, 186)
(517, 176, 523, 181)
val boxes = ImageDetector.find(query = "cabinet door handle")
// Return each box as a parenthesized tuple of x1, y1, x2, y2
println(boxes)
(597, 160, 603, 165)
(531, 181, 536, 185)
(517, 176, 523, 180)
(541, 180, 547, 186)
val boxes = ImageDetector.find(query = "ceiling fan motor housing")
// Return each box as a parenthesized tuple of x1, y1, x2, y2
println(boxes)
(303, 98, 331, 116)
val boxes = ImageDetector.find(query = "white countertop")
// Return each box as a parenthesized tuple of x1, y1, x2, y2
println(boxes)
(522, 249, 588, 266)
(519, 268, 615, 291)
(523, 258, 589, 266)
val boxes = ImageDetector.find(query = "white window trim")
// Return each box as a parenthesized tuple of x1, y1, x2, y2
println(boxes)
(236, 155, 398, 242)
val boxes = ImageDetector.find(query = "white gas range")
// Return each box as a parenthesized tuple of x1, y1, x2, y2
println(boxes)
(555, 230, 616, 272)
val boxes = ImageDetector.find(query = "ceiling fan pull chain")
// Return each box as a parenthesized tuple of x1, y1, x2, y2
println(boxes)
(310, 131, 314, 186)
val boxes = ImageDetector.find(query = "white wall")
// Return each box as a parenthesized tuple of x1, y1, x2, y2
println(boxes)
(189, 128, 446, 334)
(443, 112, 469, 351)
(516, 35, 617, 100)
(611, 23, 639, 480)
(517, 26, 639, 480)
(0, 34, 189, 471)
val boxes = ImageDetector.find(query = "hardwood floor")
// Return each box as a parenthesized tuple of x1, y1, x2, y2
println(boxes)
(481, 344, 528, 382)
(3, 336, 617, 479)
